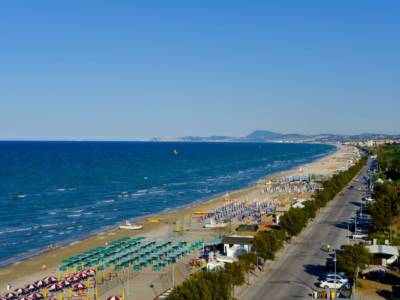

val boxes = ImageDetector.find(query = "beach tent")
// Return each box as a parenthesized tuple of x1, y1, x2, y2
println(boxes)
(106, 296, 121, 300)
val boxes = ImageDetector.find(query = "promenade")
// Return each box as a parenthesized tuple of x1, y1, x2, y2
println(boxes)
(239, 159, 371, 299)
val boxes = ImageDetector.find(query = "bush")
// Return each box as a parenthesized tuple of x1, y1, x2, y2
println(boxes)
(336, 244, 372, 279)
(252, 230, 284, 263)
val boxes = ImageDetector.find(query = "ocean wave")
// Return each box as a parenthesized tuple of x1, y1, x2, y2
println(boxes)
(0, 227, 32, 235)
(67, 214, 82, 218)
(40, 223, 59, 228)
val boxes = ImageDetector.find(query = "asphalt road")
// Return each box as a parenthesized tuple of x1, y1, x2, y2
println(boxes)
(240, 159, 371, 300)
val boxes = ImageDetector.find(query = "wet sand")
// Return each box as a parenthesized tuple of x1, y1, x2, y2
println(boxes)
(0, 144, 358, 293)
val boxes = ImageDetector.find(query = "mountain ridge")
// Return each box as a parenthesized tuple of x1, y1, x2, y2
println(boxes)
(151, 130, 400, 143)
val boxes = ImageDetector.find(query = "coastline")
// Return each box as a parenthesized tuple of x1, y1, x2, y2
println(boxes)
(0, 143, 335, 268)
(0, 143, 356, 292)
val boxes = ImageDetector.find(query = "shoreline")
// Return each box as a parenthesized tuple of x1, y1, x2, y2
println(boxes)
(0, 145, 335, 269)
(0, 144, 356, 292)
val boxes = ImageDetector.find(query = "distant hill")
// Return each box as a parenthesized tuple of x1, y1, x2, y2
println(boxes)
(246, 130, 306, 141)
(151, 131, 400, 143)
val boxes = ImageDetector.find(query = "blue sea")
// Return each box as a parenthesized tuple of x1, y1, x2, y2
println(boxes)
(0, 141, 335, 266)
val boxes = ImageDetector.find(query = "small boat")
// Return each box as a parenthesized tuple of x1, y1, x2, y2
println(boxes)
(119, 221, 143, 230)
(203, 219, 228, 229)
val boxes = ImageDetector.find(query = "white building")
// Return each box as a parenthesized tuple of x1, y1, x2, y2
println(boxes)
(222, 235, 253, 258)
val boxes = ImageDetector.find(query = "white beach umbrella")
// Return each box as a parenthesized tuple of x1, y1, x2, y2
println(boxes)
(25, 285, 36, 292)
(34, 281, 45, 288)
(48, 284, 62, 292)
(106, 296, 121, 300)
(59, 280, 71, 287)
(85, 269, 96, 276)
(43, 276, 57, 285)
(69, 276, 80, 283)
(28, 293, 43, 300)
(3, 293, 17, 299)
(14, 288, 26, 296)
(72, 283, 86, 291)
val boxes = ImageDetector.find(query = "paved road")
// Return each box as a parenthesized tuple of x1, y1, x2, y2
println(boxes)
(240, 159, 371, 300)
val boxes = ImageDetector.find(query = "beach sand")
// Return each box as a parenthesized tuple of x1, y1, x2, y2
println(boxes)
(0, 144, 359, 297)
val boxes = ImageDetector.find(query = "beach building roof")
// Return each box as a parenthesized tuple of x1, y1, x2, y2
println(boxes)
(236, 224, 259, 232)
(367, 244, 399, 257)
(223, 235, 253, 245)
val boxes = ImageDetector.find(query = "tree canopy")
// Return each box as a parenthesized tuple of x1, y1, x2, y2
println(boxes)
(336, 244, 372, 278)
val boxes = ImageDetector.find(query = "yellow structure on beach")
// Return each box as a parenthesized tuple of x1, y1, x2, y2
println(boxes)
(193, 210, 208, 215)
(147, 217, 161, 223)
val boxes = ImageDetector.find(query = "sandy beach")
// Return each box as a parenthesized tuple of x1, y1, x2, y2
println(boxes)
(0, 144, 359, 299)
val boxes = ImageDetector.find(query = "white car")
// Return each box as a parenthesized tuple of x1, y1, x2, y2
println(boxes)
(324, 273, 349, 284)
(362, 196, 374, 202)
(352, 233, 368, 239)
(319, 278, 345, 289)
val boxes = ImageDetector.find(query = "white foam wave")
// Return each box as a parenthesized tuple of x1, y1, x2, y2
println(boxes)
(67, 214, 81, 218)
(0, 227, 32, 235)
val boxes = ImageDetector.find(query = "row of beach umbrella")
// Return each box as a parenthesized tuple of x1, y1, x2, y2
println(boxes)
(2, 269, 96, 300)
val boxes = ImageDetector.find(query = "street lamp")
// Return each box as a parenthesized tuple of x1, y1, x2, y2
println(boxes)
(333, 250, 337, 300)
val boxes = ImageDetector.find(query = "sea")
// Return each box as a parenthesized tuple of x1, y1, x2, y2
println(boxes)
(0, 141, 335, 267)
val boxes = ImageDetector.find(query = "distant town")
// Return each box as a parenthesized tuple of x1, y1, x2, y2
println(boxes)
(151, 130, 400, 145)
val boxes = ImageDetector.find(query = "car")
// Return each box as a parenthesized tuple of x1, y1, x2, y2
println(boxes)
(324, 273, 349, 284)
(362, 195, 374, 202)
(319, 278, 346, 289)
(352, 233, 368, 239)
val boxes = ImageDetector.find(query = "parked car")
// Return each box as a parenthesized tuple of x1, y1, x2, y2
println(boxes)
(319, 278, 346, 289)
(352, 233, 368, 239)
(323, 273, 349, 284)
(362, 196, 374, 202)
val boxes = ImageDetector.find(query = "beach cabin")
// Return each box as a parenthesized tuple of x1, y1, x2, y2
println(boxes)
(223, 235, 253, 258)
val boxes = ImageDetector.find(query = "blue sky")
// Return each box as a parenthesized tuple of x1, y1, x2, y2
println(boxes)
(0, 1, 399, 140)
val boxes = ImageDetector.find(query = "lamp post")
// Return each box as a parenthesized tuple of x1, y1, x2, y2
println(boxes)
(333, 250, 337, 300)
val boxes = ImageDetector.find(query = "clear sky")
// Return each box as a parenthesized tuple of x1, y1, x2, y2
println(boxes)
(0, 1, 399, 140)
